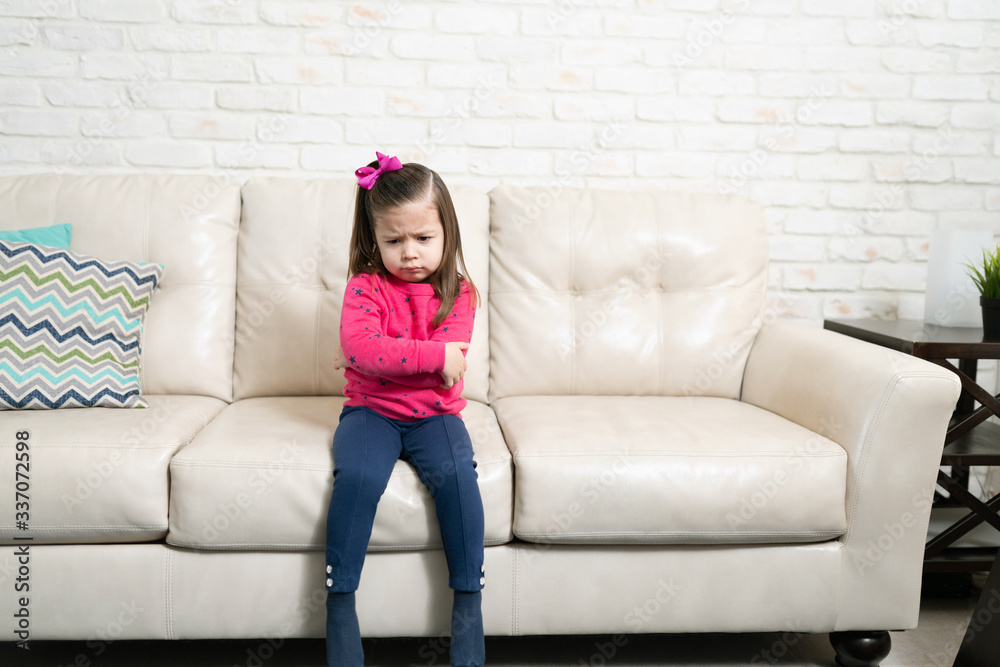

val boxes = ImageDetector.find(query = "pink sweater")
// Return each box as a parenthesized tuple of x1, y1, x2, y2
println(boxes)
(339, 271, 476, 421)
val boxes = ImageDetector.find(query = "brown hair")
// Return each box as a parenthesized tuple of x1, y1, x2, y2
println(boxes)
(348, 159, 480, 328)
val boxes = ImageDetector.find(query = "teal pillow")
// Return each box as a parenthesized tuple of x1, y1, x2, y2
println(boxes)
(0, 224, 72, 249)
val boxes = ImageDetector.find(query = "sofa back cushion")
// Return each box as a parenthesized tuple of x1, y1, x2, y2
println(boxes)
(488, 185, 768, 401)
(233, 177, 490, 404)
(0, 174, 240, 401)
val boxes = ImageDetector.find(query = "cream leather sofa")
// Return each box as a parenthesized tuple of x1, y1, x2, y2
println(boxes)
(0, 174, 960, 666)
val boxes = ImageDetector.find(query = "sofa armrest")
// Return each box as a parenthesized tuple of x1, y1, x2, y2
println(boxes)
(741, 318, 961, 629)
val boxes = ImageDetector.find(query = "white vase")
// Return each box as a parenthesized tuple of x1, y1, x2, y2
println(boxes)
(924, 229, 994, 328)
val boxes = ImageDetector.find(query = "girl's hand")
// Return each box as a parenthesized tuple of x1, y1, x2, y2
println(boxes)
(440, 341, 469, 389)
(332, 344, 347, 371)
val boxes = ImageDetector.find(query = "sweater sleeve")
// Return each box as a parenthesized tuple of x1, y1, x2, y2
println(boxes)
(429, 282, 476, 346)
(385, 284, 477, 388)
(339, 276, 446, 377)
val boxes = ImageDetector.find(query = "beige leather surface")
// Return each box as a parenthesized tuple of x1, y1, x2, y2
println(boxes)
(0, 395, 225, 544)
(233, 177, 491, 404)
(169, 545, 516, 638)
(0, 541, 851, 640)
(488, 185, 768, 402)
(0, 173, 964, 642)
(167, 397, 513, 550)
(511, 542, 842, 634)
(0, 174, 240, 401)
(742, 319, 962, 631)
(494, 395, 847, 544)
(0, 544, 169, 640)
(0, 543, 516, 640)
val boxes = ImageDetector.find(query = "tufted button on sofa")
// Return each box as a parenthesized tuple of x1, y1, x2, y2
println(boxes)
(0, 174, 960, 665)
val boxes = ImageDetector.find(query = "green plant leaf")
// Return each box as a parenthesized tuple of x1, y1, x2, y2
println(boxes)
(963, 243, 1000, 299)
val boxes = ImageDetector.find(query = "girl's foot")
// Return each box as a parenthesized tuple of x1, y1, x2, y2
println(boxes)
(326, 591, 363, 667)
(450, 589, 485, 666)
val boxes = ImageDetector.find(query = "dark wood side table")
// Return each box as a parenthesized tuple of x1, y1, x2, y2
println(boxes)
(823, 318, 1000, 573)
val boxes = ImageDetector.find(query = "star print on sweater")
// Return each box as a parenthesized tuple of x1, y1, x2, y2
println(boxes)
(339, 271, 476, 422)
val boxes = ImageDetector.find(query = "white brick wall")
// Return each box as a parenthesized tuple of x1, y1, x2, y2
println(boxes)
(0, 0, 999, 335)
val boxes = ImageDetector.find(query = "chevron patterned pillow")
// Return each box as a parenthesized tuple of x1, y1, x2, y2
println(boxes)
(0, 240, 164, 409)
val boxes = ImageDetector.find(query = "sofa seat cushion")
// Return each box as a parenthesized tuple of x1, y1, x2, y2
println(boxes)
(0, 395, 227, 544)
(493, 395, 848, 545)
(167, 397, 513, 550)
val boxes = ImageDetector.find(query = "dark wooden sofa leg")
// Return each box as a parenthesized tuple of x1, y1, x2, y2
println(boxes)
(829, 631, 892, 667)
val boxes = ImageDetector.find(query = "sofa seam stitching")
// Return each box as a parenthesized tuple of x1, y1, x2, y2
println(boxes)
(168, 455, 511, 469)
(0, 524, 166, 530)
(509, 451, 845, 457)
(841, 373, 900, 549)
(515, 529, 845, 536)
(161, 537, 511, 550)
(512, 541, 518, 635)
(0, 444, 185, 448)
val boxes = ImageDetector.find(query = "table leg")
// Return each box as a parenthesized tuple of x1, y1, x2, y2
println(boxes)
(952, 360, 978, 492)
(957, 359, 977, 415)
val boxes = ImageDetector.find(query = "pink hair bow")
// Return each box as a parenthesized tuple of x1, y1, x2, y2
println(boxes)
(355, 151, 403, 190)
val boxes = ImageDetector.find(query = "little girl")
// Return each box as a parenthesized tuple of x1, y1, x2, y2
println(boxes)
(325, 151, 486, 667)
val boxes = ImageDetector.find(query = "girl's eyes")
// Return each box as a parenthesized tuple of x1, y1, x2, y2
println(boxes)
(386, 237, 432, 244)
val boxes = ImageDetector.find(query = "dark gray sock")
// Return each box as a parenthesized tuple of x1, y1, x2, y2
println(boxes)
(326, 591, 363, 667)
(450, 589, 485, 667)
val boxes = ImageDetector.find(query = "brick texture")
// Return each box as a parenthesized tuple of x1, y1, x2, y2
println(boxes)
(0, 1, 997, 331)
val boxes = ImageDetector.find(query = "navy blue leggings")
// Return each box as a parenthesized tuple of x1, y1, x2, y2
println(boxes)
(324, 405, 486, 593)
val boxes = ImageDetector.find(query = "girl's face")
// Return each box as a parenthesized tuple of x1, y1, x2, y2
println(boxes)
(373, 198, 445, 283)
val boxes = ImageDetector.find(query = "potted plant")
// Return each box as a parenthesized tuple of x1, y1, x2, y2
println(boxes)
(964, 242, 1000, 338)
